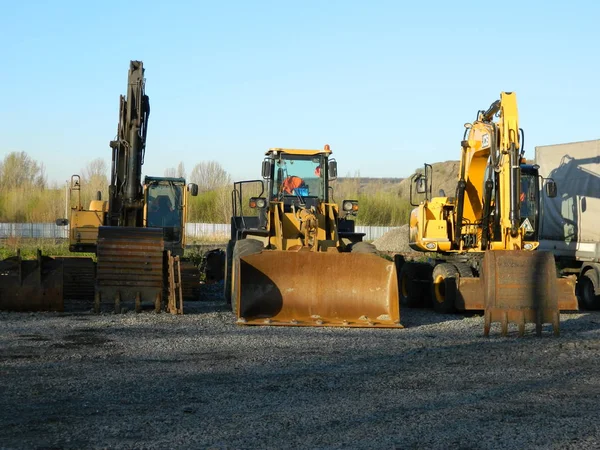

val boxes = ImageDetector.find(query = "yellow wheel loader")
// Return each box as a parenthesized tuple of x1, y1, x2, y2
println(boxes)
(223, 145, 400, 328)
(398, 92, 578, 336)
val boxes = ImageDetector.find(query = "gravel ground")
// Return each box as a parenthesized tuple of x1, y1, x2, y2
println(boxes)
(2, 297, 600, 450)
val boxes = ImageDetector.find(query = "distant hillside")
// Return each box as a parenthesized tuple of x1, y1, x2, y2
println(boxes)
(335, 161, 458, 198)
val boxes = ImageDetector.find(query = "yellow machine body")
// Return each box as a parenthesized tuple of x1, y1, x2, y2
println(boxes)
(402, 92, 577, 335)
(228, 146, 401, 328)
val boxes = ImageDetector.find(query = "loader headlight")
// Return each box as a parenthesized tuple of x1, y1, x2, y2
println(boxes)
(249, 197, 267, 209)
(342, 200, 358, 212)
(523, 243, 534, 250)
(425, 242, 437, 250)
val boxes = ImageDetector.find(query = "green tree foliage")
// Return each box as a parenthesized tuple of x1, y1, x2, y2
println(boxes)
(0, 151, 47, 190)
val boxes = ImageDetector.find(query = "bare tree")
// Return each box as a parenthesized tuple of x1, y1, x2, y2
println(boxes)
(0, 151, 47, 190)
(177, 161, 186, 179)
(190, 161, 231, 192)
(164, 167, 176, 177)
(74, 158, 110, 205)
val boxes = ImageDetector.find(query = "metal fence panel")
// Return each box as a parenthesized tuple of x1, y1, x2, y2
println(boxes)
(0, 223, 68, 239)
(0, 223, 399, 242)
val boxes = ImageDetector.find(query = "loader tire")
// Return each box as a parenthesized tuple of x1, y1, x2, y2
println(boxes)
(578, 270, 600, 311)
(399, 262, 426, 308)
(351, 242, 377, 254)
(231, 239, 264, 314)
(431, 263, 459, 314)
(223, 240, 235, 304)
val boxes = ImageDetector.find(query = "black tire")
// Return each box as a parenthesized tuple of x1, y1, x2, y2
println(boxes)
(231, 239, 264, 314)
(351, 242, 377, 254)
(431, 263, 459, 314)
(223, 240, 235, 304)
(399, 262, 427, 308)
(453, 262, 473, 278)
(578, 270, 600, 310)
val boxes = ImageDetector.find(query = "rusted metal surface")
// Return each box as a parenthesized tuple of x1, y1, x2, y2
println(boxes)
(235, 251, 401, 328)
(167, 253, 183, 314)
(95, 226, 164, 313)
(0, 250, 64, 312)
(455, 277, 484, 310)
(57, 257, 96, 310)
(482, 251, 561, 337)
(180, 260, 201, 301)
(557, 275, 579, 311)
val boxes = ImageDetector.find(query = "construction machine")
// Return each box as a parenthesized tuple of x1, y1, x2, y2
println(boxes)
(224, 145, 400, 328)
(398, 92, 578, 336)
(58, 60, 198, 313)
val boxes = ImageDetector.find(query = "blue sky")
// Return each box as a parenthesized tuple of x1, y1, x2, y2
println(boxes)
(1, 0, 598, 185)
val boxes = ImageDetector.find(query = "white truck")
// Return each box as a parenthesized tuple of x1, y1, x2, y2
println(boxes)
(536, 139, 600, 310)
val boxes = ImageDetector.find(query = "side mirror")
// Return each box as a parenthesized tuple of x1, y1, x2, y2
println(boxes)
(187, 183, 199, 196)
(262, 160, 272, 179)
(416, 176, 427, 194)
(545, 179, 557, 198)
(328, 160, 338, 181)
(56, 218, 69, 226)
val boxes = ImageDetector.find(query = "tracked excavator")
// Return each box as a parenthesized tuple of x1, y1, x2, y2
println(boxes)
(224, 145, 400, 327)
(59, 60, 198, 313)
(398, 92, 578, 336)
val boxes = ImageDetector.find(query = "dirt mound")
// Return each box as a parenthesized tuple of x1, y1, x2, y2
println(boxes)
(397, 160, 460, 200)
(372, 224, 414, 253)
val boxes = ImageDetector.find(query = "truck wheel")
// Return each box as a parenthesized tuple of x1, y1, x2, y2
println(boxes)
(223, 240, 235, 304)
(351, 242, 377, 254)
(431, 263, 459, 314)
(399, 262, 426, 308)
(231, 239, 264, 314)
(578, 270, 600, 310)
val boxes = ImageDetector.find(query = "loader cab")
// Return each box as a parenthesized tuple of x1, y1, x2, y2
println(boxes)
(267, 149, 332, 211)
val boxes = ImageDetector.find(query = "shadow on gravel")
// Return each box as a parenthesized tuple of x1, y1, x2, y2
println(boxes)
(399, 306, 482, 328)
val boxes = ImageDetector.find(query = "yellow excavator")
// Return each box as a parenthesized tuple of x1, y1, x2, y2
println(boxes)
(223, 145, 400, 327)
(398, 92, 578, 336)
(57, 61, 198, 314)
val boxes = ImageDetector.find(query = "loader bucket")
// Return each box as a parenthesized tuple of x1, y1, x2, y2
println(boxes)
(0, 250, 64, 312)
(235, 251, 401, 327)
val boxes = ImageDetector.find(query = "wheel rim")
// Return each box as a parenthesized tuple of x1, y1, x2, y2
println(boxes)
(433, 274, 445, 303)
(401, 274, 409, 298)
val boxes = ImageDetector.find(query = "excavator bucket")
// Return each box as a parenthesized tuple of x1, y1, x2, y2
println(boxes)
(235, 251, 401, 327)
(95, 226, 165, 313)
(0, 250, 64, 312)
(481, 250, 573, 337)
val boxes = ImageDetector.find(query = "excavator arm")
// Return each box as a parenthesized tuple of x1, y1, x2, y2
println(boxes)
(108, 60, 150, 227)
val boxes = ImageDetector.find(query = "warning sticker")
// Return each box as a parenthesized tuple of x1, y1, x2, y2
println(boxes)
(521, 218, 534, 233)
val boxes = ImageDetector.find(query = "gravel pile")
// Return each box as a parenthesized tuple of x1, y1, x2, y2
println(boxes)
(372, 224, 414, 253)
(2, 304, 600, 449)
